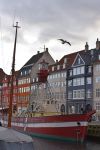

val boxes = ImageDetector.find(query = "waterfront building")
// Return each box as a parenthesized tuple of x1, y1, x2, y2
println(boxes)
(17, 48, 55, 113)
(67, 43, 93, 114)
(1, 71, 19, 115)
(0, 68, 6, 114)
(92, 39, 100, 121)
(47, 53, 76, 113)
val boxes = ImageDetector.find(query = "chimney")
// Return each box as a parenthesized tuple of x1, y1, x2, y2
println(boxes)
(46, 48, 48, 52)
(37, 51, 40, 54)
(96, 38, 100, 50)
(85, 42, 89, 52)
(56, 60, 58, 63)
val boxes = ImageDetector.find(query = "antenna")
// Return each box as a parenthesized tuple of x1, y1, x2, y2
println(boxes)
(12, 9, 16, 27)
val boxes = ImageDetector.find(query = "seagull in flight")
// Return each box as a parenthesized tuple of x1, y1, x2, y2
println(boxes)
(58, 39, 71, 46)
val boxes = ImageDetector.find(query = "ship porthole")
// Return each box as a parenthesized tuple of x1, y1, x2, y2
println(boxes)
(77, 122, 81, 126)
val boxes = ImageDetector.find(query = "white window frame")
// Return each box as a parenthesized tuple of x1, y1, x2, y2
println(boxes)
(87, 77, 92, 84)
(96, 77, 100, 83)
(87, 89, 92, 98)
(73, 89, 85, 99)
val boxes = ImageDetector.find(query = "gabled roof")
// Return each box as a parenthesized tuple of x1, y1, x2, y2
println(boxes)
(78, 50, 92, 65)
(72, 53, 85, 67)
(23, 52, 44, 67)
(0, 68, 6, 83)
(48, 51, 78, 73)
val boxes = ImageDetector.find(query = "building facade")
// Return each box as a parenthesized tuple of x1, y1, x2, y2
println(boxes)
(1, 40, 100, 120)
(17, 48, 55, 113)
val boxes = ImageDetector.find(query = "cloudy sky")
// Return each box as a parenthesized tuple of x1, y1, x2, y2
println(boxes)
(0, 0, 100, 74)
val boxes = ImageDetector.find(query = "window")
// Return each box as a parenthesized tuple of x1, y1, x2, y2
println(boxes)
(68, 91, 72, 99)
(57, 73, 60, 78)
(36, 77, 38, 82)
(52, 66, 54, 71)
(99, 54, 100, 60)
(96, 64, 100, 71)
(68, 69, 72, 76)
(68, 80, 72, 86)
(63, 63, 66, 69)
(61, 72, 66, 78)
(87, 89, 92, 98)
(73, 89, 85, 99)
(88, 66, 92, 73)
(29, 69, 31, 73)
(64, 58, 67, 63)
(96, 103, 100, 111)
(57, 65, 60, 70)
(96, 89, 100, 97)
(96, 77, 100, 83)
(78, 58, 81, 64)
(73, 66, 84, 75)
(87, 77, 92, 84)
(73, 78, 84, 86)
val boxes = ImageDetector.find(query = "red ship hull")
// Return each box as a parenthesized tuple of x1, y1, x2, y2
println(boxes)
(7, 110, 95, 142)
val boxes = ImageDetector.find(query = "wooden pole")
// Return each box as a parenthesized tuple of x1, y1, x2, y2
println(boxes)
(8, 22, 20, 128)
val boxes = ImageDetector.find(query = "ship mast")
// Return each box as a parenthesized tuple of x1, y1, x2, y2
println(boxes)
(8, 22, 20, 128)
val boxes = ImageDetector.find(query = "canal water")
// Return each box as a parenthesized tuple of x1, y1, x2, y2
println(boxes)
(33, 138, 100, 150)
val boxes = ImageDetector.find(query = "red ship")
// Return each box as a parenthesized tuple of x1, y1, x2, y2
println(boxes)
(10, 110, 95, 143)
(2, 22, 95, 143)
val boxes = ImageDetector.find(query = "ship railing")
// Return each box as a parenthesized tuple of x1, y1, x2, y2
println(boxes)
(23, 111, 62, 117)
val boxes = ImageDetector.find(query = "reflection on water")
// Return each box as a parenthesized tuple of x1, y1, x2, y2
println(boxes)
(33, 138, 100, 150)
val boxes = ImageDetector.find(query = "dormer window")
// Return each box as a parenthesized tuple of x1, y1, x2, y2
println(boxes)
(52, 66, 54, 71)
(78, 58, 81, 64)
(4, 77, 7, 80)
(63, 63, 66, 69)
(57, 65, 60, 70)
(64, 58, 67, 63)
(36, 77, 38, 82)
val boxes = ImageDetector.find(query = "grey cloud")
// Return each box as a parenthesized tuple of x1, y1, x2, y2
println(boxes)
(0, 0, 100, 46)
